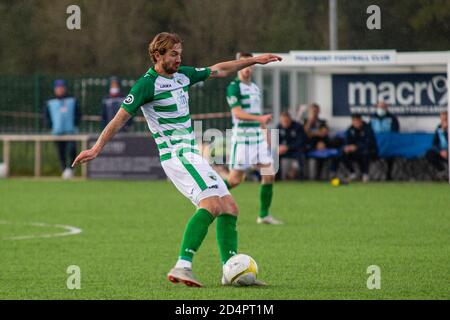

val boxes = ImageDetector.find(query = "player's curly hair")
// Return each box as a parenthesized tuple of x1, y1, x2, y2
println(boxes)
(149, 32, 182, 64)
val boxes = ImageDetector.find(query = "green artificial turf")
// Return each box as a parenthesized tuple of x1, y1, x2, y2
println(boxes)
(0, 179, 448, 299)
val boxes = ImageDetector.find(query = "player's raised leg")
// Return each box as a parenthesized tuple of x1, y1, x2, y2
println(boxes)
(165, 148, 241, 287)
(168, 196, 224, 288)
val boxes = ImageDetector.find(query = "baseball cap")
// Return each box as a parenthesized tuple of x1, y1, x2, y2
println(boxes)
(54, 79, 67, 88)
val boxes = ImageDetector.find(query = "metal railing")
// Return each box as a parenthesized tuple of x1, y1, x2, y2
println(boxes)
(0, 134, 89, 178)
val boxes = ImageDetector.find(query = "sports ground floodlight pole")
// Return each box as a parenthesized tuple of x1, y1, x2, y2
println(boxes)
(329, 0, 338, 51)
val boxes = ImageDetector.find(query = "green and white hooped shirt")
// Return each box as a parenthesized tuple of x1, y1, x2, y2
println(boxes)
(121, 66, 211, 161)
(226, 78, 264, 145)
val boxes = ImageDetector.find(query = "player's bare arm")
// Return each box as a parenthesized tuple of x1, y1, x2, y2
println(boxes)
(72, 108, 131, 167)
(231, 107, 272, 125)
(209, 54, 282, 78)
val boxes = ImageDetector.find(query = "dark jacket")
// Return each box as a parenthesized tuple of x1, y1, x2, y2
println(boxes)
(345, 121, 378, 156)
(308, 135, 331, 150)
(432, 125, 448, 151)
(277, 121, 307, 157)
(101, 94, 132, 131)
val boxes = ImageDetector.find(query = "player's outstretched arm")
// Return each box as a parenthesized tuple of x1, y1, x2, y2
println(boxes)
(72, 108, 131, 167)
(231, 107, 272, 125)
(208, 53, 282, 78)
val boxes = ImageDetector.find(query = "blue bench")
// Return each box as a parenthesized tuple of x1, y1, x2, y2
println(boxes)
(375, 132, 434, 159)
(304, 132, 442, 181)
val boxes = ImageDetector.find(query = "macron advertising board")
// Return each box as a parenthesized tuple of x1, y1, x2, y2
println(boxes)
(332, 73, 447, 116)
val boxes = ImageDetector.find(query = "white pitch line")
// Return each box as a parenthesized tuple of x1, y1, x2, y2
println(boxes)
(1, 221, 82, 240)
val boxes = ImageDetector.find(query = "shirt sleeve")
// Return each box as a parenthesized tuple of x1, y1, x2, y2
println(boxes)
(432, 129, 440, 149)
(121, 77, 154, 116)
(345, 128, 353, 145)
(74, 98, 81, 127)
(226, 81, 242, 109)
(368, 125, 378, 155)
(44, 101, 52, 129)
(178, 66, 211, 86)
(392, 115, 400, 132)
(294, 123, 307, 151)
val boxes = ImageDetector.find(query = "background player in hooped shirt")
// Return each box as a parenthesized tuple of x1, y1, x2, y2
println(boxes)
(224, 52, 283, 225)
(72, 33, 282, 287)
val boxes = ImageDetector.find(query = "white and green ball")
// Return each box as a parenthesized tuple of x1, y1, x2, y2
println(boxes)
(223, 254, 258, 286)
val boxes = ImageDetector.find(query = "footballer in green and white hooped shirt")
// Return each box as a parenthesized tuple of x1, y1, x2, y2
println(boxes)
(224, 52, 283, 226)
(72, 33, 282, 287)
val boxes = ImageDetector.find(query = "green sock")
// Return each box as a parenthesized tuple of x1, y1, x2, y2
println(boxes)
(179, 208, 215, 262)
(224, 179, 232, 190)
(259, 183, 273, 218)
(216, 214, 238, 264)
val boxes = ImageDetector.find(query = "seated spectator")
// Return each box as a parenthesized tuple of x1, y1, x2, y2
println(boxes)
(302, 104, 341, 180)
(341, 114, 378, 182)
(370, 101, 400, 180)
(307, 123, 337, 180)
(277, 111, 307, 180)
(426, 111, 448, 178)
(101, 76, 132, 131)
(303, 103, 327, 138)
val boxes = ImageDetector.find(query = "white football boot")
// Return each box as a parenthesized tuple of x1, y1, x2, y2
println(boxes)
(167, 267, 203, 288)
(362, 174, 370, 183)
(62, 168, 74, 180)
(257, 215, 283, 225)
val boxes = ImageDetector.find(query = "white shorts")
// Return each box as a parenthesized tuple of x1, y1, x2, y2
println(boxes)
(229, 139, 273, 171)
(161, 149, 230, 206)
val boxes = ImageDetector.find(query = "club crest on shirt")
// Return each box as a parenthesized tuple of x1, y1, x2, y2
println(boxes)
(227, 96, 238, 105)
(124, 94, 134, 105)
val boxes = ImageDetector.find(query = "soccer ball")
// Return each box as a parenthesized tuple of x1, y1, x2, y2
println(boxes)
(223, 254, 258, 286)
